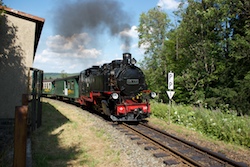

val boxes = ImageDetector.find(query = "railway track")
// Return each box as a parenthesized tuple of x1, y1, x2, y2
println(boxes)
(116, 122, 247, 167)
(45, 99, 248, 166)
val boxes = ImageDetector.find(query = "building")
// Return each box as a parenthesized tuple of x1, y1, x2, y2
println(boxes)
(0, 6, 45, 118)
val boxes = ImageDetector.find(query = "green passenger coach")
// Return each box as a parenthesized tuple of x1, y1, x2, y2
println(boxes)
(54, 75, 79, 100)
(42, 79, 55, 96)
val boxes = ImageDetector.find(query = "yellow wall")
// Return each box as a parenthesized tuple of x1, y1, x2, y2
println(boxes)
(0, 13, 36, 118)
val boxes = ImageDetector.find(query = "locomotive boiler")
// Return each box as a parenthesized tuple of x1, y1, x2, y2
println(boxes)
(78, 53, 155, 121)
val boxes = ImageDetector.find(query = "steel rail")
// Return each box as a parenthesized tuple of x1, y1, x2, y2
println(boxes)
(122, 123, 202, 166)
(140, 123, 247, 167)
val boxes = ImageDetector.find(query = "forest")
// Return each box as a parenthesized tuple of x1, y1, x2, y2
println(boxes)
(137, 0, 250, 115)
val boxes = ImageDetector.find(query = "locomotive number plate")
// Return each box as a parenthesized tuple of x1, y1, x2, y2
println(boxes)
(126, 79, 139, 85)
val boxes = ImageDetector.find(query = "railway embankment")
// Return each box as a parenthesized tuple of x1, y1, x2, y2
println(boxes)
(32, 98, 164, 167)
(31, 98, 250, 166)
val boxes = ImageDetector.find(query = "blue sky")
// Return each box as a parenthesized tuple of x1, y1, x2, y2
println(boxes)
(5, 0, 181, 73)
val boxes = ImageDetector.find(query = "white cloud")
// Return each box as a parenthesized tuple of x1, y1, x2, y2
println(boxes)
(33, 33, 103, 73)
(119, 25, 138, 39)
(46, 33, 97, 57)
(34, 51, 50, 63)
(157, 0, 180, 10)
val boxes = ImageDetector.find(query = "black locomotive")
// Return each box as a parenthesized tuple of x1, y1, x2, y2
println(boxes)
(43, 53, 155, 121)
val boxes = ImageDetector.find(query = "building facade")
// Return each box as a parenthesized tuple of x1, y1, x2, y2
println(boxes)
(0, 6, 44, 118)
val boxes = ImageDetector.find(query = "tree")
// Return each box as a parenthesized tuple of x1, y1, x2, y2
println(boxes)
(61, 70, 68, 78)
(137, 6, 171, 99)
(0, 0, 5, 23)
(137, 0, 250, 114)
(162, 1, 219, 104)
(166, 0, 250, 114)
(0, 0, 4, 16)
(226, 0, 250, 114)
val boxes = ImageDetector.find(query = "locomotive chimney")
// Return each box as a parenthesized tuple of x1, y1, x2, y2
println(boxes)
(123, 53, 131, 64)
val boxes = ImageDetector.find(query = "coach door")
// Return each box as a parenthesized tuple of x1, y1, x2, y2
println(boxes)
(64, 81, 68, 96)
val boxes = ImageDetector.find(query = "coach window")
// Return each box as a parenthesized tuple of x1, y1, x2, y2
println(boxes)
(71, 81, 74, 89)
(67, 81, 71, 89)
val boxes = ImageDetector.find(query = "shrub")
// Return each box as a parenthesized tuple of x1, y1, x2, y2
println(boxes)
(151, 102, 250, 147)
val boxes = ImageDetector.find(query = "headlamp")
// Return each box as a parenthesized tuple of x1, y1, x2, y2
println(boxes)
(111, 93, 119, 99)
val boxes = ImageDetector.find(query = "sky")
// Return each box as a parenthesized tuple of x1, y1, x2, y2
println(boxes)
(5, 0, 181, 73)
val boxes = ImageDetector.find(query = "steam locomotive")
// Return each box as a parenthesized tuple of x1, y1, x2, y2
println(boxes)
(43, 53, 156, 121)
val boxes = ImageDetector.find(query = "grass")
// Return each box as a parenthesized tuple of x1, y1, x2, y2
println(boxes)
(31, 102, 86, 167)
(150, 101, 250, 147)
(32, 101, 122, 167)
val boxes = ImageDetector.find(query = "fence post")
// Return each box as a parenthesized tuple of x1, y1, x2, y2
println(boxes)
(13, 105, 28, 167)
(37, 71, 43, 128)
(31, 70, 37, 130)
(22, 94, 29, 105)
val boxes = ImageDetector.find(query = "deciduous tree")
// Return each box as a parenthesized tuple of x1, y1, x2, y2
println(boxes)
(137, 6, 170, 97)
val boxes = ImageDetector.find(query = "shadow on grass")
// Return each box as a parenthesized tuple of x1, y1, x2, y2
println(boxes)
(32, 102, 88, 167)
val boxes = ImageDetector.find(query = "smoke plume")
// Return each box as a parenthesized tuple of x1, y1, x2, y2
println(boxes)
(53, 0, 132, 52)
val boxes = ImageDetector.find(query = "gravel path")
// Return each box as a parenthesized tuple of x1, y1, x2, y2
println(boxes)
(41, 98, 168, 167)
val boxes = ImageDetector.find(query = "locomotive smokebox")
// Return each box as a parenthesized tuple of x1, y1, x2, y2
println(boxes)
(123, 53, 132, 64)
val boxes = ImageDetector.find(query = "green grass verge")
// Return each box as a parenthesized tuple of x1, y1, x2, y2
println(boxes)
(151, 101, 250, 147)
(31, 102, 91, 167)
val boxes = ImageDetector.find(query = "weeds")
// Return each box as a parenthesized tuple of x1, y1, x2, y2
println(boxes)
(151, 101, 250, 147)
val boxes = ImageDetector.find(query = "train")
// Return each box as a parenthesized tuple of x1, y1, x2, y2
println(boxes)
(42, 53, 156, 121)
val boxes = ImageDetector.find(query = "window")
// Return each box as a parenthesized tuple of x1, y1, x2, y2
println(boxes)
(71, 81, 74, 89)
